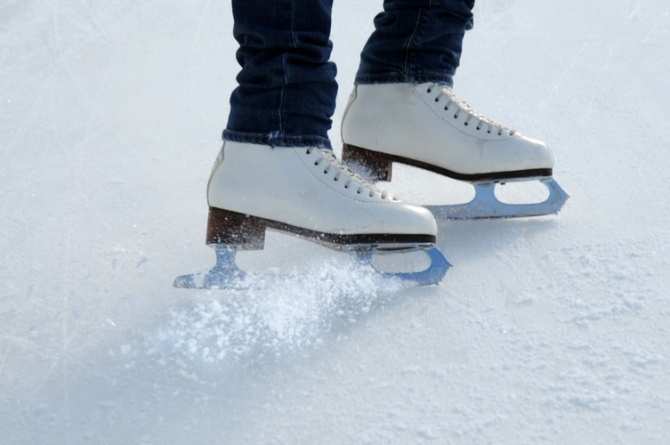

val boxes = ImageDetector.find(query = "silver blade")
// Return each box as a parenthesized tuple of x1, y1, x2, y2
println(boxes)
(174, 246, 450, 289)
(427, 177, 569, 220)
(173, 249, 248, 289)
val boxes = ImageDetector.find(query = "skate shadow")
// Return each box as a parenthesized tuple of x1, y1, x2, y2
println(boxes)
(7, 244, 435, 444)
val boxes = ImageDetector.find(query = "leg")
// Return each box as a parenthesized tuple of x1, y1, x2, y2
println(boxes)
(215, 0, 435, 242)
(341, 1, 567, 219)
(178, 0, 449, 288)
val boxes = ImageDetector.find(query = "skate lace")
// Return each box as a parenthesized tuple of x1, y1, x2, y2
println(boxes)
(426, 83, 516, 136)
(305, 148, 394, 200)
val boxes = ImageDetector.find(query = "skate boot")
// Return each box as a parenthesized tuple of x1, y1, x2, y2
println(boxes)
(341, 82, 568, 219)
(173, 141, 450, 289)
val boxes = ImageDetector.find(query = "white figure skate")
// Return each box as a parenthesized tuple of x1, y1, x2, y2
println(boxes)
(174, 141, 450, 289)
(341, 82, 568, 219)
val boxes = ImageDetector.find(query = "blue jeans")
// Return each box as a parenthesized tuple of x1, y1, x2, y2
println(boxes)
(224, 0, 475, 149)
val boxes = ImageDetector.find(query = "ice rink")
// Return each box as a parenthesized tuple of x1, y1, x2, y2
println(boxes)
(1, 0, 669, 443)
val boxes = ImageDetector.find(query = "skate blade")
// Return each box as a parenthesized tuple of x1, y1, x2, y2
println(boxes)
(173, 246, 450, 289)
(427, 177, 569, 220)
(173, 249, 249, 289)
(356, 247, 450, 286)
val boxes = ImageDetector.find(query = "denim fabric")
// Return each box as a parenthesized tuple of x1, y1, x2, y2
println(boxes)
(224, 0, 337, 149)
(356, 0, 475, 86)
(224, 0, 474, 148)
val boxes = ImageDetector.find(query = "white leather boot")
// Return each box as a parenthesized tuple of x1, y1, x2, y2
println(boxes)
(341, 82, 554, 181)
(340, 82, 568, 219)
(206, 141, 438, 251)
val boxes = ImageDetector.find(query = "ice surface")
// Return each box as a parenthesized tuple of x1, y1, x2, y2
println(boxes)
(2, 0, 670, 443)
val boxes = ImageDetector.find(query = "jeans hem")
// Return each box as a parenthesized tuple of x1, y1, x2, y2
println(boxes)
(222, 130, 332, 150)
(355, 72, 454, 88)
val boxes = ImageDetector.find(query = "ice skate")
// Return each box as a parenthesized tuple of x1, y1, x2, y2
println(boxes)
(173, 141, 450, 289)
(341, 82, 569, 219)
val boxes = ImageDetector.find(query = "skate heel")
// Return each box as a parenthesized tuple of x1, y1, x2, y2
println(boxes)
(342, 144, 393, 181)
(206, 208, 265, 250)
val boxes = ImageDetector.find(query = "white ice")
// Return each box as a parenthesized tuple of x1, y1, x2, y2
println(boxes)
(1, 0, 670, 443)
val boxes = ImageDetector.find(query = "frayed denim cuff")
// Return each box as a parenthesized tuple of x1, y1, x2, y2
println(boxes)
(223, 130, 333, 150)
